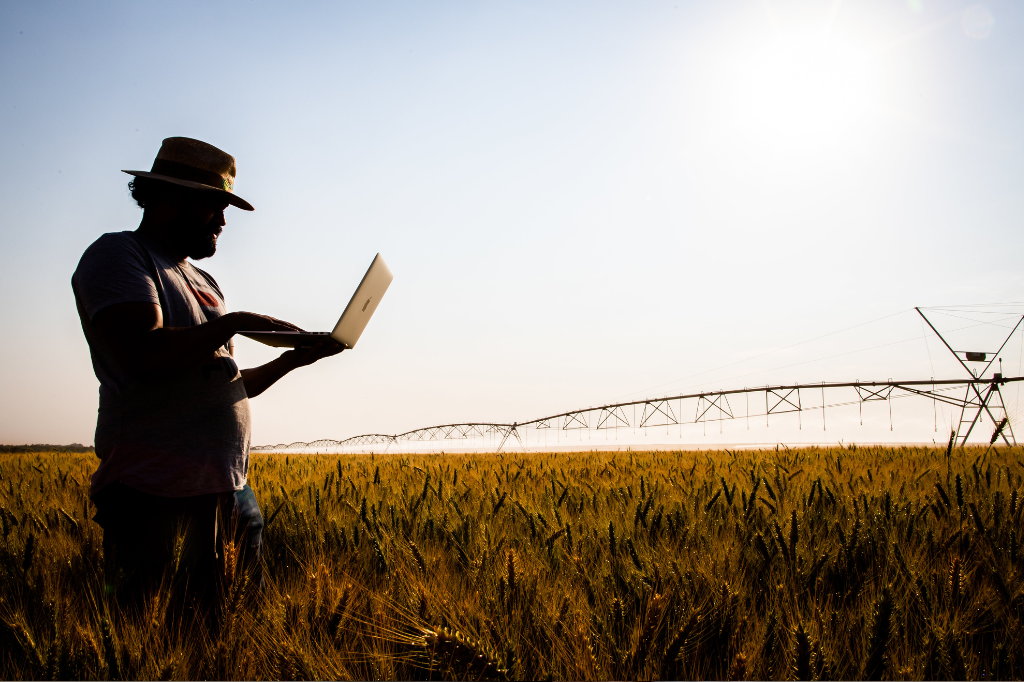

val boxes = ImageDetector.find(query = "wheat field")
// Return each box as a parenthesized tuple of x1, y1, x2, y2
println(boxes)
(0, 443, 1021, 680)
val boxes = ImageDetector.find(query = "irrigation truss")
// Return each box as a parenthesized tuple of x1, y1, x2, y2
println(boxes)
(252, 308, 1024, 453)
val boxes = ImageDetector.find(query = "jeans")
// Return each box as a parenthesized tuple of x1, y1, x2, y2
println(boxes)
(93, 482, 264, 608)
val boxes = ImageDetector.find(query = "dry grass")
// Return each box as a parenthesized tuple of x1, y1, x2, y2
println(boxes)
(0, 444, 1022, 679)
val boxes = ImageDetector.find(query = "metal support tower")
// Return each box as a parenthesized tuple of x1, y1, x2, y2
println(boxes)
(916, 307, 1023, 446)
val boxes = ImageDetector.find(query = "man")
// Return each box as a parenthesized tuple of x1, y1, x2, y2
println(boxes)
(72, 137, 341, 604)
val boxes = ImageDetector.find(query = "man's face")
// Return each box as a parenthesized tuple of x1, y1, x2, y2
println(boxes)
(174, 192, 230, 260)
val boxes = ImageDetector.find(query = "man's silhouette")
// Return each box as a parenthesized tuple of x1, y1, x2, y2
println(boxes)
(72, 137, 341, 605)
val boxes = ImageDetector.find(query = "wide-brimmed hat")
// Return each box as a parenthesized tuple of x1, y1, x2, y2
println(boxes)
(123, 137, 254, 211)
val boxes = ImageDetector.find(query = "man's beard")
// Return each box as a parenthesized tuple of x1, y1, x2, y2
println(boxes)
(182, 223, 222, 260)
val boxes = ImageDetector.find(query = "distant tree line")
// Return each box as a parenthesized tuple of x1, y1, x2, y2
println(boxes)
(0, 444, 94, 453)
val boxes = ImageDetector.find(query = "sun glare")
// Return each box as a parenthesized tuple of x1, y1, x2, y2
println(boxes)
(725, 26, 881, 157)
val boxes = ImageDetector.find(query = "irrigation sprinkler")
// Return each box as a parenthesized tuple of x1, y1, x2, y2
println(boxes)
(253, 374, 1020, 453)
(252, 306, 1024, 453)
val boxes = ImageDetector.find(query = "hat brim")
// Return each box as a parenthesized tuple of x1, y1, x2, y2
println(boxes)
(122, 170, 254, 211)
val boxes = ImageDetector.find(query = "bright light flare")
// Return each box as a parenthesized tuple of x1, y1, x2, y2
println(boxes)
(723, 27, 882, 157)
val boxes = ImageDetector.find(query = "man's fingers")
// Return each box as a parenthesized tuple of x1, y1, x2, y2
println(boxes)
(313, 340, 345, 356)
(297, 340, 344, 364)
(242, 313, 303, 332)
(267, 316, 303, 331)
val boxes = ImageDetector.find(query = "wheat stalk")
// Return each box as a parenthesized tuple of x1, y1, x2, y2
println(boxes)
(863, 586, 892, 681)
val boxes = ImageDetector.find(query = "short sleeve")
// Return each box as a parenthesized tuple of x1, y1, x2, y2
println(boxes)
(72, 232, 160, 320)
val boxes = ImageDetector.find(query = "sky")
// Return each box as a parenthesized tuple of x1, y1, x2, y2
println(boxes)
(2, 0, 1024, 449)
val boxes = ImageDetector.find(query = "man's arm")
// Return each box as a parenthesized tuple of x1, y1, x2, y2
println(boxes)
(239, 340, 345, 398)
(92, 301, 302, 380)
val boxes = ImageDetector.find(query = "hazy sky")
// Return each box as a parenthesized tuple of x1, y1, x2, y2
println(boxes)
(2, 0, 1023, 448)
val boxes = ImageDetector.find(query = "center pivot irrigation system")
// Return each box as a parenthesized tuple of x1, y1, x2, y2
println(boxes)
(254, 307, 1024, 453)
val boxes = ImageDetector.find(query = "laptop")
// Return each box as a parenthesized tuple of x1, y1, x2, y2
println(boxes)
(239, 253, 393, 349)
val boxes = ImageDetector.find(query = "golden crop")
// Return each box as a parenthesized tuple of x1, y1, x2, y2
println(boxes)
(0, 444, 1021, 680)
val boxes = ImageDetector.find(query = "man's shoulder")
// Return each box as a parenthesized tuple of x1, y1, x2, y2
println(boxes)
(77, 232, 146, 265)
(73, 232, 152, 287)
(86, 231, 142, 252)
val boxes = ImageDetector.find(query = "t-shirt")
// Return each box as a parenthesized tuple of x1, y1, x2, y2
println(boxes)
(72, 231, 251, 498)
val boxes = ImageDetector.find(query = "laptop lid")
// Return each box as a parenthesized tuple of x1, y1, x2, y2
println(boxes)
(330, 253, 393, 349)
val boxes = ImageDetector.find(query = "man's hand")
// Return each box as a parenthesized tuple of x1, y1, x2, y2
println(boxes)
(240, 339, 345, 398)
(282, 339, 346, 368)
(229, 312, 304, 333)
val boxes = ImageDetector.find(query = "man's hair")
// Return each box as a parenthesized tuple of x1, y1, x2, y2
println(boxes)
(128, 177, 176, 209)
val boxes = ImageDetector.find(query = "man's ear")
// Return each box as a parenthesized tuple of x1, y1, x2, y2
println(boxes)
(143, 191, 174, 220)
(162, 189, 185, 216)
